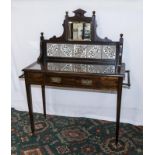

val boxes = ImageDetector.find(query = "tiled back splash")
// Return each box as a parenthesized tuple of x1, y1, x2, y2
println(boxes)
(46, 43, 116, 59)
(47, 62, 115, 74)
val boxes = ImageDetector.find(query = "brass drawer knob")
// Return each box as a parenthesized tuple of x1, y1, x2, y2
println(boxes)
(81, 79, 92, 86)
(50, 77, 61, 83)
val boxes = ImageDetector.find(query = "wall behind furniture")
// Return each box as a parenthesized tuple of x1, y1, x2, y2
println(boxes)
(12, 0, 143, 125)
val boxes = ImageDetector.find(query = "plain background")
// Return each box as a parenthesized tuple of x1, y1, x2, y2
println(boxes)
(11, 0, 143, 125)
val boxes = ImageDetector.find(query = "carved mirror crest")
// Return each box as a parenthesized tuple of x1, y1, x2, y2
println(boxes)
(48, 9, 112, 42)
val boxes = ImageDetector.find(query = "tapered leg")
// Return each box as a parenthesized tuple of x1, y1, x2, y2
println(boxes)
(116, 77, 123, 145)
(41, 85, 46, 118)
(25, 83, 35, 134)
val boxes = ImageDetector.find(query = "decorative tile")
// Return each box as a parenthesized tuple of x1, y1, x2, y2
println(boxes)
(87, 45, 102, 59)
(102, 45, 116, 59)
(46, 43, 116, 60)
(74, 64, 87, 72)
(47, 62, 115, 74)
(73, 45, 87, 58)
(60, 44, 73, 57)
(47, 44, 60, 57)
(60, 63, 73, 72)
(101, 65, 115, 73)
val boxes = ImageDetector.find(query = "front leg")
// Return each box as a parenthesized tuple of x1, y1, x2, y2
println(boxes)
(25, 83, 35, 134)
(41, 85, 46, 118)
(116, 77, 123, 145)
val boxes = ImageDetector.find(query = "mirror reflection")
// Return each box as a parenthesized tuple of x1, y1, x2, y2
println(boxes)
(68, 22, 91, 41)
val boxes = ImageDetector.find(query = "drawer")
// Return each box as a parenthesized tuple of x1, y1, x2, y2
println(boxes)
(46, 75, 94, 88)
(45, 74, 118, 90)
(25, 72, 44, 83)
(77, 77, 118, 89)
(98, 77, 118, 89)
(45, 75, 78, 87)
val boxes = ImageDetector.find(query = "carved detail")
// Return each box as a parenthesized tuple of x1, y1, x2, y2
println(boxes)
(93, 11, 96, 16)
(47, 62, 116, 74)
(47, 9, 113, 42)
(66, 11, 68, 17)
(37, 32, 44, 63)
(103, 37, 112, 42)
(73, 9, 86, 17)
(119, 34, 124, 64)
(120, 33, 123, 44)
(46, 43, 116, 59)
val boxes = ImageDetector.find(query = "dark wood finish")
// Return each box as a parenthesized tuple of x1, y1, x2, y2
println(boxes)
(37, 9, 120, 64)
(41, 85, 46, 118)
(25, 83, 35, 134)
(116, 77, 123, 145)
(20, 9, 130, 145)
(45, 73, 118, 90)
(26, 72, 43, 84)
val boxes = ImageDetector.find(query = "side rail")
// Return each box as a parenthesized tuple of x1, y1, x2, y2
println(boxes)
(123, 70, 131, 88)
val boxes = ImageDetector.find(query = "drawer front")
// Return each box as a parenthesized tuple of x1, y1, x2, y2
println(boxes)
(45, 74, 118, 90)
(45, 74, 95, 88)
(25, 72, 44, 84)
(45, 75, 78, 87)
(46, 76, 63, 85)
(78, 77, 118, 90)
(98, 77, 118, 89)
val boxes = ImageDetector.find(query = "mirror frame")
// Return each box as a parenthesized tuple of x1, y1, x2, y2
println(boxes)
(48, 9, 112, 42)
(68, 21, 91, 41)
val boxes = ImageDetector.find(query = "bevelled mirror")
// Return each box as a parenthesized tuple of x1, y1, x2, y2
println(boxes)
(68, 21, 91, 41)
